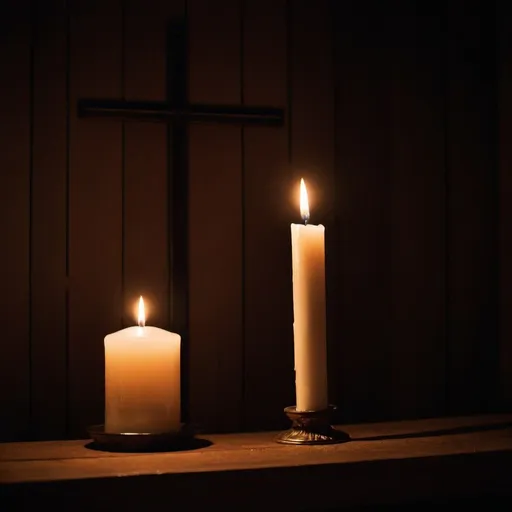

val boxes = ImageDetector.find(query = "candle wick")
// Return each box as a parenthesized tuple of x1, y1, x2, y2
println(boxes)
(303, 216, 309, 226)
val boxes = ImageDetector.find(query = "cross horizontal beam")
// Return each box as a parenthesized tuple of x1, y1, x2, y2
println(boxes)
(78, 99, 284, 126)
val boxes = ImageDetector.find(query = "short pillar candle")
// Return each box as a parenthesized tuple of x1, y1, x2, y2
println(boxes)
(104, 297, 181, 433)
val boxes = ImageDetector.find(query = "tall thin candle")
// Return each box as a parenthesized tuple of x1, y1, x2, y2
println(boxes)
(290, 179, 328, 411)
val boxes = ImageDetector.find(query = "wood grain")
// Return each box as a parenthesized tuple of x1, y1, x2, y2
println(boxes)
(31, 0, 68, 441)
(333, 4, 393, 422)
(388, 9, 446, 419)
(1, 413, 510, 462)
(68, 0, 123, 437)
(187, 0, 243, 433)
(243, 0, 292, 431)
(498, 0, 512, 410)
(445, 1, 499, 415)
(0, 0, 31, 441)
(1, 415, 512, 510)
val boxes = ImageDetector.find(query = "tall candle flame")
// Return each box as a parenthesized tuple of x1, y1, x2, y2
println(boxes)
(300, 178, 310, 225)
(138, 296, 145, 327)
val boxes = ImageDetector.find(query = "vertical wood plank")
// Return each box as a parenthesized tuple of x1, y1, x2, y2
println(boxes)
(445, 2, 499, 415)
(333, 4, 393, 422)
(68, 0, 123, 438)
(243, 0, 292, 431)
(290, 0, 335, 230)
(389, 9, 446, 419)
(498, 2, 512, 410)
(0, 1, 31, 441)
(31, 0, 68, 439)
(188, 0, 243, 433)
(123, 0, 183, 331)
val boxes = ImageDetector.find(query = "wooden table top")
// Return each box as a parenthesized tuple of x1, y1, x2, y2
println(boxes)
(2, 414, 512, 510)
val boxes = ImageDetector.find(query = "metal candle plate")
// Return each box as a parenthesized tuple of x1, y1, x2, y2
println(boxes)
(87, 423, 194, 452)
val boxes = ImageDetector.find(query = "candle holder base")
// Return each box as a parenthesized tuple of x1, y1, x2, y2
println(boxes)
(275, 405, 350, 445)
(87, 423, 195, 452)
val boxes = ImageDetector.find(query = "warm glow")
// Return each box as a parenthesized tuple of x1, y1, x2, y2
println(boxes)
(138, 296, 145, 327)
(300, 178, 310, 224)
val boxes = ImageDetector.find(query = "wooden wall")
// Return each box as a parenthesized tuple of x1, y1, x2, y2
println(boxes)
(0, 0, 503, 442)
(499, 1, 512, 412)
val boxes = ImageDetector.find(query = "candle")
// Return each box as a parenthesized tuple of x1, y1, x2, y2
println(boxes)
(104, 296, 181, 433)
(291, 178, 328, 411)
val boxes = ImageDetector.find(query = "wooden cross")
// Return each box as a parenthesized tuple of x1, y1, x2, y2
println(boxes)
(77, 21, 284, 422)
(77, 20, 284, 316)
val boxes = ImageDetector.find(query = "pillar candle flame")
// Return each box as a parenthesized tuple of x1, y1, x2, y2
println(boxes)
(138, 296, 145, 327)
(300, 178, 310, 225)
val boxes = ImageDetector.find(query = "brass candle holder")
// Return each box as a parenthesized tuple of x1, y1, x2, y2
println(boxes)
(275, 405, 350, 445)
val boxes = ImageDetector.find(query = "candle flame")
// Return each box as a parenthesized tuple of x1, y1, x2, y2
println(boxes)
(300, 178, 310, 224)
(138, 296, 145, 327)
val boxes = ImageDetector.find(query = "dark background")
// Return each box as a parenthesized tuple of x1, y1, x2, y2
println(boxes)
(0, 0, 509, 442)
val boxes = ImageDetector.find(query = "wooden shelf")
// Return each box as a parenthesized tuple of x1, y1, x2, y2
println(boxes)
(2, 414, 512, 510)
